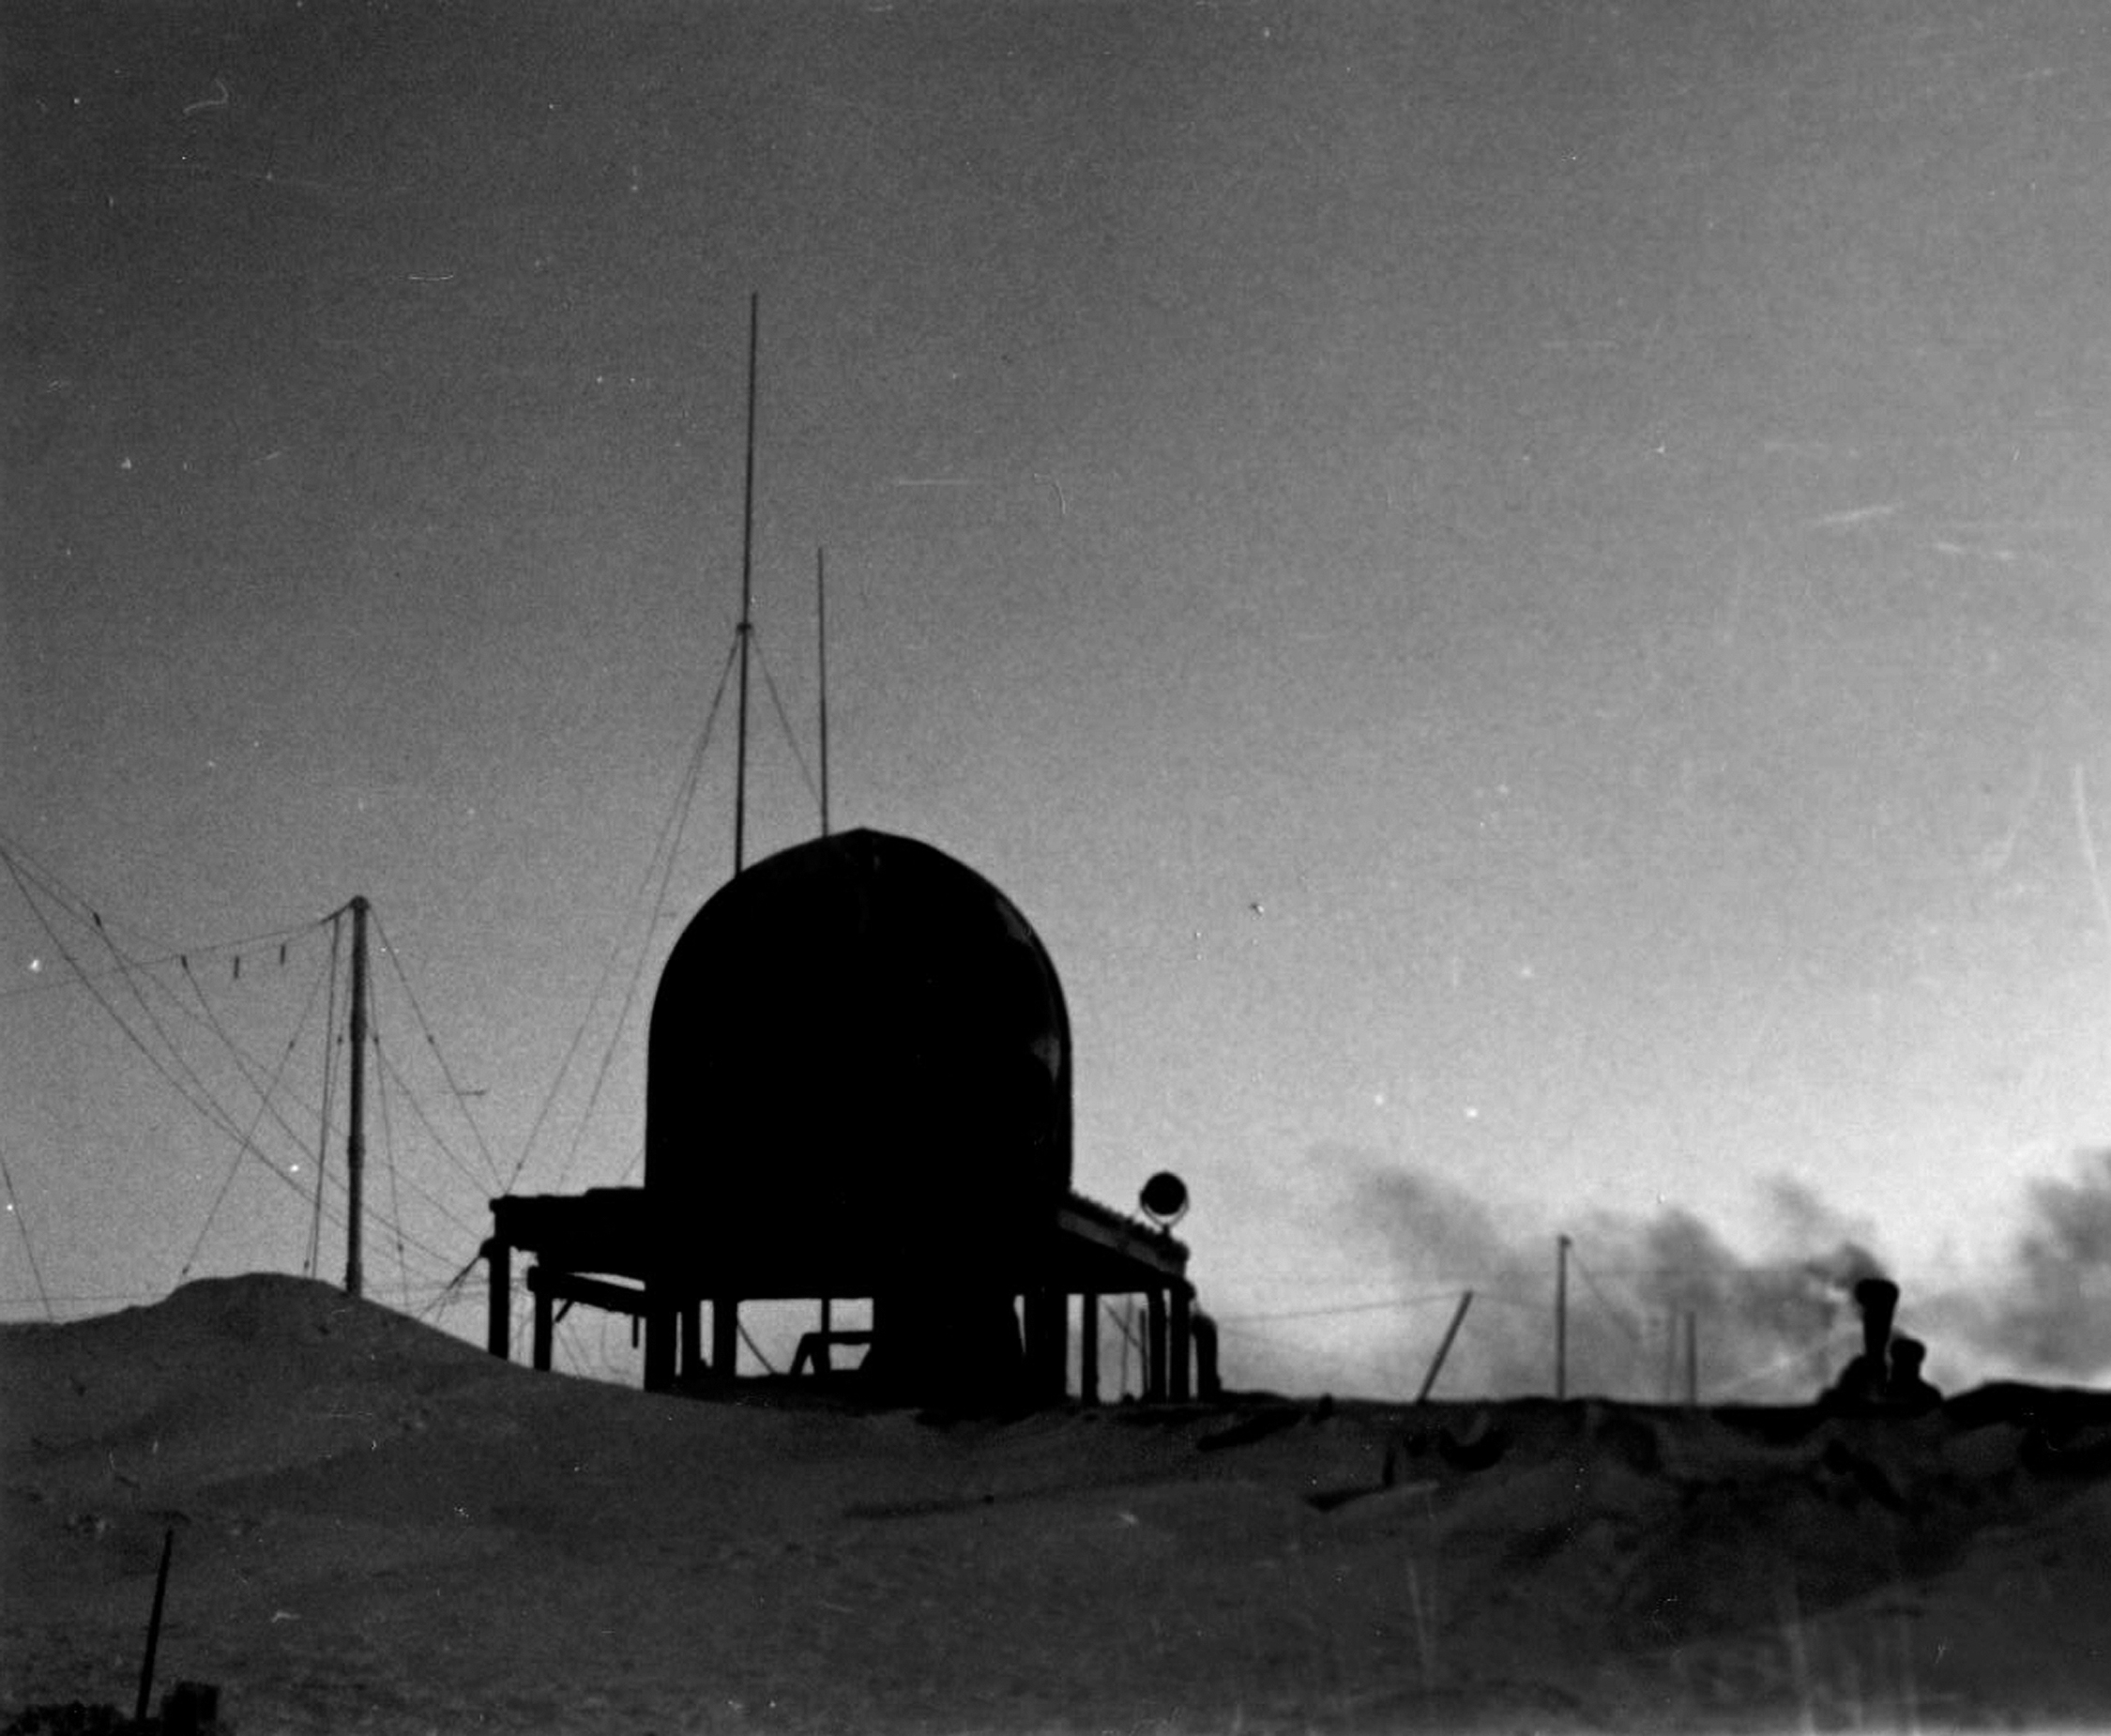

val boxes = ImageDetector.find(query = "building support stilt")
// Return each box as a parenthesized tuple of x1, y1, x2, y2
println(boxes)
(681, 1300, 704, 1381)
(1146, 1288, 1169, 1402)
(1078, 1291, 1100, 1405)
(1170, 1284, 1192, 1401)
(644, 1298, 676, 1392)
(532, 1276, 554, 1372)
(484, 1239, 510, 1360)
(712, 1297, 738, 1378)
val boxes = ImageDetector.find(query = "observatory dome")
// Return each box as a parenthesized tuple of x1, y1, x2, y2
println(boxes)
(645, 829, 1071, 1292)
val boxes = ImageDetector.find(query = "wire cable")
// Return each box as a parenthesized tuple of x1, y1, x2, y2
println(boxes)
(0, 1154, 55, 1322)
(367, 907, 504, 1192)
(371, 1038, 500, 1202)
(509, 633, 740, 1195)
(0, 833, 327, 998)
(177, 937, 335, 1281)
(307, 915, 342, 1279)
(752, 631, 822, 815)
(2, 854, 261, 1165)
(371, 1005, 414, 1314)
(1568, 1243, 1652, 1352)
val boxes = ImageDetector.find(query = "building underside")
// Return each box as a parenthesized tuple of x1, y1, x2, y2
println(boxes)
(482, 1184, 1195, 1406)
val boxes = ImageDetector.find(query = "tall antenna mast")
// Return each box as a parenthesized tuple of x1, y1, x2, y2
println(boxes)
(344, 895, 370, 1299)
(816, 546, 830, 837)
(733, 292, 760, 876)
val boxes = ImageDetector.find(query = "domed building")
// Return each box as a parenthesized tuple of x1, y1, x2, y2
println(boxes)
(484, 830, 1194, 1407)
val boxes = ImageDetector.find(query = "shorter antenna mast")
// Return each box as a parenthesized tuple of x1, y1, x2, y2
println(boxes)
(816, 546, 830, 837)
(733, 291, 759, 876)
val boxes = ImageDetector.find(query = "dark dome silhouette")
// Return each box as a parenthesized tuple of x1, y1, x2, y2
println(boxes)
(645, 829, 1071, 1297)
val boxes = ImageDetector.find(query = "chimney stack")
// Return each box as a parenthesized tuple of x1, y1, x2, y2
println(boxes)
(1853, 1276, 1898, 1366)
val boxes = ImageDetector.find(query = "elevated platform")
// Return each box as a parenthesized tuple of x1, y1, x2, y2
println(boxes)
(482, 1185, 1194, 1403)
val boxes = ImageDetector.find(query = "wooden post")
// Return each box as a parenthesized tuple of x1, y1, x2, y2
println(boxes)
(1146, 1288, 1169, 1402)
(532, 1276, 554, 1372)
(135, 1527, 174, 1727)
(1079, 1291, 1100, 1406)
(344, 896, 369, 1299)
(484, 1238, 510, 1360)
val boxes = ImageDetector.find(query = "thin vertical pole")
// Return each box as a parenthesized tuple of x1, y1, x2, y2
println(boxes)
(134, 1526, 174, 1725)
(345, 895, 370, 1300)
(816, 546, 830, 837)
(1554, 1234, 1571, 1400)
(733, 292, 759, 876)
(1685, 1310, 1699, 1407)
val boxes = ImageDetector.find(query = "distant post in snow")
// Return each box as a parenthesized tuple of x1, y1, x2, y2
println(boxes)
(1554, 1234, 1571, 1400)
(134, 1526, 174, 1726)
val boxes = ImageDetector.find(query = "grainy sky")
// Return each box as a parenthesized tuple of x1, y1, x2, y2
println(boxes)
(5, 1, 2109, 1396)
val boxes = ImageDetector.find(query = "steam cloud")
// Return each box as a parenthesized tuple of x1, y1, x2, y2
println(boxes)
(1221, 1144, 2111, 1403)
(1929, 1145, 2111, 1383)
(1334, 1156, 1884, 1402)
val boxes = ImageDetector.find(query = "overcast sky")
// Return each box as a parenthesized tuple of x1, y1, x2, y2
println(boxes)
(5, 1, 2109, 1397)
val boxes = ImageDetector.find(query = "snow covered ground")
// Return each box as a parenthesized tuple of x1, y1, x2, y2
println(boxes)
(5, 1275, 2109, 1732)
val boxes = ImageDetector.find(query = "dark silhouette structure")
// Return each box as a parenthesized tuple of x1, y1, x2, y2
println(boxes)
(1886, 1334, 1943, 1413)
(483, 830, 1195, 1407)
(1822, 1275, 1942, 1414)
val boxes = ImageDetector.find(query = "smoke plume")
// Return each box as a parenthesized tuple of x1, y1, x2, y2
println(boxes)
(1223, 1143, 2111, 1403)
(1320, 1155, 1885, 1402)
(1941, 1146, 2111, 1382)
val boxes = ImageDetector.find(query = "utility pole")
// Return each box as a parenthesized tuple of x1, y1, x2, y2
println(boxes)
(1685, 1309, 1699, 1408)
(344, 895, 370, 1299)
(1555, 1234, 1572, 1400)
(732, 291, 759, 876)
